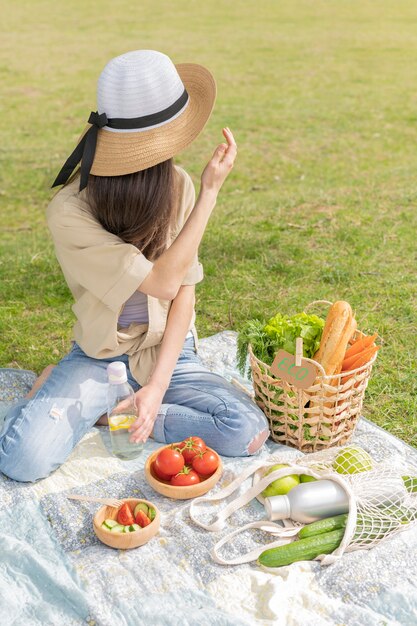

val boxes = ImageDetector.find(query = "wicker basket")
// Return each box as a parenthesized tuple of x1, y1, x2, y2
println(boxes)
(249, 302, 379, 452)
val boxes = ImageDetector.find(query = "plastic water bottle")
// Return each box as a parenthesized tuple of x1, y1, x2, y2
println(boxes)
(264, 480, 349, 524)
(106, 361, 142, 460)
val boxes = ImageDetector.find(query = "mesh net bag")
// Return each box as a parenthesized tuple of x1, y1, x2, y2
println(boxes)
(189, 445, 417, 568)
(293, 445, 417, 562)
(249, 301, 378, 453)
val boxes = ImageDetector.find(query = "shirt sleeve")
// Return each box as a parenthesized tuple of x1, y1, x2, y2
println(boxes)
(47, 201, 154, 312)
(177, 168, 204, 286)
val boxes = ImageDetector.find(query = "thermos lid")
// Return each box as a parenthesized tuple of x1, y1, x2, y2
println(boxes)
(107, 361, 128, 384)
(264, 495, 291, 521)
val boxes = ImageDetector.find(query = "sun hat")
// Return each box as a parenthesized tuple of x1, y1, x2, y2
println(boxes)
(52, 50, 217, 191)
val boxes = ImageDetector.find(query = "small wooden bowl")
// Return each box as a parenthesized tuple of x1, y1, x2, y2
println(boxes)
(93, 498, 160, 550)
(145, 443, 223, 500)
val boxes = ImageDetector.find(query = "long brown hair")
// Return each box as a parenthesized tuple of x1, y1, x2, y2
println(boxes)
(85, 158, 179, 261)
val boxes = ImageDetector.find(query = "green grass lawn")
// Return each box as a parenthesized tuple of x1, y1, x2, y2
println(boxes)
(0, 1, 416, 445)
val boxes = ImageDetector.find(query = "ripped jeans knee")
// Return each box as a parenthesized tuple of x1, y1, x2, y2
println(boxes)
(209, 390, 270, 457)
(248, 427, 269, 455)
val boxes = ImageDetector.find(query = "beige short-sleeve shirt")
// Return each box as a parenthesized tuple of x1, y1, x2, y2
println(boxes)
(46, 164, 203, 385)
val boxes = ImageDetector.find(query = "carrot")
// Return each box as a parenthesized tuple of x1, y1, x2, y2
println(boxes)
(350, 345, 380, 368)
(341, 345, 380, 385)
(342, 344, 375, 371)
(344, 333, 378, 361)
(346, 345, 380, 371)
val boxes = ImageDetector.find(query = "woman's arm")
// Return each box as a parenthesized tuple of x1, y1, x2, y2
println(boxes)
(128, 284, 196, 443)
(149, 285, 195, 391)
(139, 127, 237, 300)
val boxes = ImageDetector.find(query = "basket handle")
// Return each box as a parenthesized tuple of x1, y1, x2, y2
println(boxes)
(304, 298, 377, 347)
(301, 302, 377, 377)
(302, 354, 327, 378)
(305, 300, 333, 310)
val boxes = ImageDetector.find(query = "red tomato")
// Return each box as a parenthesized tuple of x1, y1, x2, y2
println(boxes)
(192, 449, 219, 476)
(152, 461, 173, 482)
(170, 467, 200, 486)
(155, 447, 185, 477)
(135, 510, 151, 527)
(117, 502, 135, 526)
(178, 436, 207, 464)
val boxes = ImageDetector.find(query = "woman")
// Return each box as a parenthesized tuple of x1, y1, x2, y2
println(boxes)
(0, 50, 269, 483)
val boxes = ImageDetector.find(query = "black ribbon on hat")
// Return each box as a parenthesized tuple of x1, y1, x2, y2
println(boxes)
(51, 111, 108, 191)
(51, 88, 189, 192)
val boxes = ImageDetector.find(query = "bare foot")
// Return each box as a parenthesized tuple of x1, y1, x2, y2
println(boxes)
(25, 364, 55, 399)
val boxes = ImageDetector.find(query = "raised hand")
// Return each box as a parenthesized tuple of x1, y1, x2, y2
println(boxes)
(201, 127, 237, 194)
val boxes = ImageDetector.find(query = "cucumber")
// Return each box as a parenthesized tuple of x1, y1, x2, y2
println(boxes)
(258, 528, 345, 568)
(129, 524, 141, 532)
(148, 507, 156, 521)
(298, 514, 348, 539)
(110, 524, 125, 533)
(134, 503, 149, 517)
(102, 519, 118, 529)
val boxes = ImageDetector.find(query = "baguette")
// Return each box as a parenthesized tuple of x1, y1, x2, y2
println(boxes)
(313, 301, 357, 378)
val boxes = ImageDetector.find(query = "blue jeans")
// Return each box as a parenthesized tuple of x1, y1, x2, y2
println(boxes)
(0, 336, 269, 482)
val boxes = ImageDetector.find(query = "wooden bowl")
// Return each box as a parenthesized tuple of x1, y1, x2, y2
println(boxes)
(145, 443, 223, 499)
(93, 498, 160, 550)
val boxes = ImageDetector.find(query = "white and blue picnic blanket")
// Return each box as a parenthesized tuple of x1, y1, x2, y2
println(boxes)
(1, 332, 416, 626)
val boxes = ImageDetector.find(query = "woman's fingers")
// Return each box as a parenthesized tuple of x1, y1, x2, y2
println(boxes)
(129, 414, 145, 434)
(211, 127, 237, 165)
(129, 412, 153, 443)
(220, 127, 237, 165)
(129, 416, 142, 433)
(130, 425, 151, 444)
(114, 398, 132, 414)
(200, 126, 238, 193)
(211, 142, 228, 164)
(222, 127, 237, 152)
(222, 126, 237, 149)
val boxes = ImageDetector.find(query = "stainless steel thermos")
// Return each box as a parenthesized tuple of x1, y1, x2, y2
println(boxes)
(264, 479, 349, 523)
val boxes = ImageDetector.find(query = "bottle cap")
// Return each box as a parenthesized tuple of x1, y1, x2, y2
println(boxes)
(264, 495, 291, 521)
(107, 361, 128, 384)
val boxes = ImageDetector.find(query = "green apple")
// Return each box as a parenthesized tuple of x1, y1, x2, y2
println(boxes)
(300, 474, 317, 483)
(402, 476, 417, 493)
(333, 446, 373, 474)
(261, 464, 300, 497)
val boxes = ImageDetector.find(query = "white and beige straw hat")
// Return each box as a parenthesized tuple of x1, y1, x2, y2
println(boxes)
(52, 49, 217, 191)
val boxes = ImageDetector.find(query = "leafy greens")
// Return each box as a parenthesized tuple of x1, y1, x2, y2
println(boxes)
(237, 311, 325, 376)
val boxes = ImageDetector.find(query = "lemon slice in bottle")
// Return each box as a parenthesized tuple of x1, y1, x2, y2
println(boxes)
(108, 414, 136, 431)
